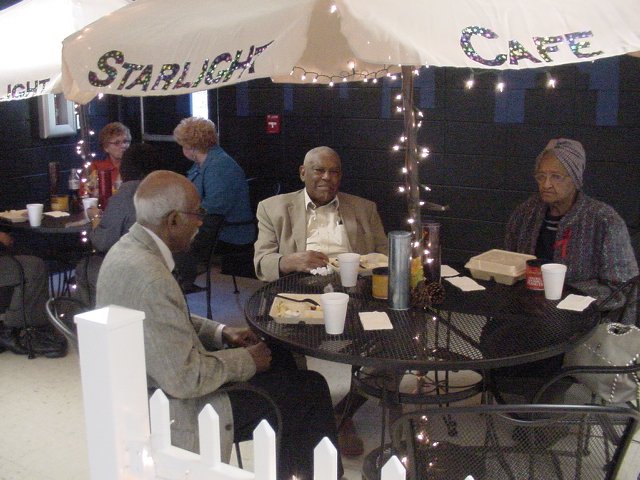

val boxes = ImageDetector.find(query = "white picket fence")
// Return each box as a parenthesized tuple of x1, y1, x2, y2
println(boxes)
(74, 305, 406, 480)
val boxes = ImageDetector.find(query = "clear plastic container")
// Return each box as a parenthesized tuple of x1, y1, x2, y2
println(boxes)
(464, 249, 536, 285)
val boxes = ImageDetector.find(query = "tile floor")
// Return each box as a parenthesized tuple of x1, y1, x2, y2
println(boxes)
(1, 271, 639, 479)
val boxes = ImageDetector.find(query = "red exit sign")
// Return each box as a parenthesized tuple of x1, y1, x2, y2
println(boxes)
(266, 114, 281, 134)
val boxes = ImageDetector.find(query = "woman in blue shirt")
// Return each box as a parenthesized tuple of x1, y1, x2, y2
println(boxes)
(173, 117, 254, 290)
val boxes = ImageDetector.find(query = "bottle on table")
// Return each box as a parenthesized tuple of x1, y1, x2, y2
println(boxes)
(98, 169, 113, 209)
(68, 169, 82, 214)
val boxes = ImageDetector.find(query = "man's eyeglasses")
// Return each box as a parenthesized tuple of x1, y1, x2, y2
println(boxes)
(534, 172, 570, 184)
(107, 139, 131, 146)
(176, 207, 207, 220)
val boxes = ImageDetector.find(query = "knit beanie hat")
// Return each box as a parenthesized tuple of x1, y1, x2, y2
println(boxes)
(536, 138, 586, 189)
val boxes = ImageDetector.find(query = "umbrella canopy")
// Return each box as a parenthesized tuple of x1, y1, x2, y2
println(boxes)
(0, 0, 129, 102)
(61, 0, 640, 104)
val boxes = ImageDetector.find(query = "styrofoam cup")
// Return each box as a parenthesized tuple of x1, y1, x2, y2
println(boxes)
(541, 263, 567, 300)
(26, 203, 43, 227)
(82, 197, 99, 220)
(320, 292, 349, 335)
(337, 252, 361, 287)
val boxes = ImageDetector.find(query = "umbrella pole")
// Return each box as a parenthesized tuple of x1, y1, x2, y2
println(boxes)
(401, 66, 421, 246)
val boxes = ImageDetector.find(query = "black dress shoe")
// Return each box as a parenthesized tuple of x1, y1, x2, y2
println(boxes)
(0, 327, 29, 355)
(21, 328, 68, 359)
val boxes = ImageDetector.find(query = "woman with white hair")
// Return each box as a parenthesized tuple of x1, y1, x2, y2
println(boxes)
(505, 138, 638, 302)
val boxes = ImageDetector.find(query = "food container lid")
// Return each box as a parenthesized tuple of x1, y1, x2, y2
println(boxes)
(465, 249, 536, 277)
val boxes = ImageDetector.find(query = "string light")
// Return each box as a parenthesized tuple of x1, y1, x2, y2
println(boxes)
(287, 63, 398, 86)
(329, 4, 337, 13)
(465, 72, 475, 89)
(495, 78, 505, 92)
(546, 72, 557, 88)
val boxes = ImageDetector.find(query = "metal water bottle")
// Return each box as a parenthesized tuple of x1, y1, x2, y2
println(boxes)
(388, 230, 412, 310)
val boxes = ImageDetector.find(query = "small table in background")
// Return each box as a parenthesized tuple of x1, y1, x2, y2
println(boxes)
(0, 211, 93, 295)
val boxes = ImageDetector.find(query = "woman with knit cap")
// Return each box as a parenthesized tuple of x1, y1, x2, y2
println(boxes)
(484, 139, 639, 403)
(505, 138, 638, 308)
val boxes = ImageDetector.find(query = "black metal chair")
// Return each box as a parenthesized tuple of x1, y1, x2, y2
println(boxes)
(221, 177, 281, 293)
(489, 275, 640, 408)
(217, 382, 283, 470)
(382, 403, 640, 480)
(0, 254, 35, 358)
(45, 296, 86, 351)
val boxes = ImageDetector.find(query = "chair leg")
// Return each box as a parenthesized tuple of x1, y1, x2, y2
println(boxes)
(234, 441, 243, 469)
(232, 275, 239, 294)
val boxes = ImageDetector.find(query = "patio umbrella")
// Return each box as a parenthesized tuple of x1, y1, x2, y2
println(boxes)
(60, 0, 640, 235)
(0, 0, 130, 102)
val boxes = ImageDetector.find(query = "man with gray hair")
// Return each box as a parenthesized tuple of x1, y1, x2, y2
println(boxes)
(254, 146, 388, 281)
(97, 170, 342, 479)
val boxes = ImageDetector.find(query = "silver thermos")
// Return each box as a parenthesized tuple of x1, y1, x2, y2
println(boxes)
(388, 230, 412, 310)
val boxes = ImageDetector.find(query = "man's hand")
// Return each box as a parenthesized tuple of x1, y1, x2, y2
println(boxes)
(246, 341, 272, 372)
(222, 326, 260, 347)
(0, 232, 13, 248)
(279, 251, 330, 275)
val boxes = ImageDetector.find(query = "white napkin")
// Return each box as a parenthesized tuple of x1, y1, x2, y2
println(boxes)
(556, 294, 596, 311)
(445, 276, 486, 291)
(359, 311, 393, 330)
(310, 266, 332, 276)
(44, 211, 70, 218)
(440, 265, 460, 277)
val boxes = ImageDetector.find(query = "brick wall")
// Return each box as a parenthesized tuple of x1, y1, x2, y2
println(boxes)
(1, 55, 638, 262)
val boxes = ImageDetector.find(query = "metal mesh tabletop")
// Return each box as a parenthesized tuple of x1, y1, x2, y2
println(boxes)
(245, 273, 600, 371)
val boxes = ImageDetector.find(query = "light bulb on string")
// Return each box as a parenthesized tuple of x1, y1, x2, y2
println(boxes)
(496, 79, 505, 93)
(465, 71, 475, 89)
(393, 145, 401, 151)
(301, 73, 306, 81)
(398, 186, 406, 193)
(421, 184, 432, 192)
(546, 72, 556, 88)
(402, 167, 408, 174)
(329, 4, 337, 13)
(395, 94, 402, 101)
(329, 81, 334, 87)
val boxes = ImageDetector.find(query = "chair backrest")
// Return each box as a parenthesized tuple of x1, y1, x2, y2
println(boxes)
(598, 274, 640, 326)
(0, 285, 14, 314)
(390, 403, 640, 480)
(45, 296, 86, 351)
(0, 254, 24, 316)
(247, 177, 281, 213)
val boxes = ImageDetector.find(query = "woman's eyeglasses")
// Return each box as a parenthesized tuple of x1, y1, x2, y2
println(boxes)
(107, 139, 131, 146)
(534, 172, 570, 184)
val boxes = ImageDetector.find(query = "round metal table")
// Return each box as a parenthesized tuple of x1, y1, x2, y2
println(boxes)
(244, 272, 600, 372)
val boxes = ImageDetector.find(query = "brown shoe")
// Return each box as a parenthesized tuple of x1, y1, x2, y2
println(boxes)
(337, 418, 364, 456)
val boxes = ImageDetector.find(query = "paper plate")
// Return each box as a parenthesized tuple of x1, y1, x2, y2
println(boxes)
(269, 293, 324, 324)
(329, 253, 388, 276)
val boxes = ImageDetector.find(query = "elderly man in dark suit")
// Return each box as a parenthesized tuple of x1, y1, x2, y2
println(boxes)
(96, 170, 342, 479)
(254, 146, 389, 456)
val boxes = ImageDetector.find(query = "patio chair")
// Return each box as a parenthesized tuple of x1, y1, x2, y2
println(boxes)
(220, 177, 281, 293)
(489, 275, 640, 408)
(45, 296, 87, 351)
(385, 403, 640, 480)
(0, 254, 34, 358)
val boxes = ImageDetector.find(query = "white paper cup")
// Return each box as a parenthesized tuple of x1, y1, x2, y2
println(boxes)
(337, 252, 361, 287)
(320, 292, 349, 335)
(541, 263, 567, 300)
(82, 197, 99, 220)
(26, 203, 43, 227)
